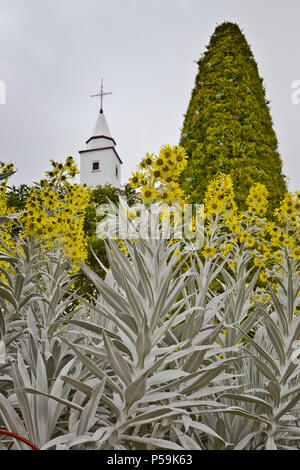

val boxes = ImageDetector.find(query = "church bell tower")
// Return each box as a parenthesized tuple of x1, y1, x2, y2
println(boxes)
(79, 79, 122, 188)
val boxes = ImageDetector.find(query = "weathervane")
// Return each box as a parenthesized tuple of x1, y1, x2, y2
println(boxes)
(90, 78, 113, 113)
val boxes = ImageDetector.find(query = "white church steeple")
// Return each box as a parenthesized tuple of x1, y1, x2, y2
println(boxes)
(79, 79, 122, 188)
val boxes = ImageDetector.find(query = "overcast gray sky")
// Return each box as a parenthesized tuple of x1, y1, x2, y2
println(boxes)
(0, 0, 299, 191)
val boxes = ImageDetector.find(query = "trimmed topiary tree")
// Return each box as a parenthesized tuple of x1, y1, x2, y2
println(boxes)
(179, 22, 287, 214)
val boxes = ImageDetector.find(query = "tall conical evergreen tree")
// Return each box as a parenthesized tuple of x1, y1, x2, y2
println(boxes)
(179, 22, 287, 213)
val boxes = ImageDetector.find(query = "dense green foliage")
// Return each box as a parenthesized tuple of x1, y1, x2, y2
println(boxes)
(6, 185, 30, 211)
(179, 22, 287, 213)
(74, 183, 136, 297)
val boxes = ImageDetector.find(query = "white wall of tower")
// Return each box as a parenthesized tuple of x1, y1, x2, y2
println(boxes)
(80, 148, 121, 188)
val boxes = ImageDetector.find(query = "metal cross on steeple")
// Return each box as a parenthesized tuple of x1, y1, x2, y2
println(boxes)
(90, 78, 113, 113)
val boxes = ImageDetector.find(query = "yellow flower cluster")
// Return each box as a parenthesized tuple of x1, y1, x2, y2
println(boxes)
(201, 175, 300, 300)
(203, 173, 237, 218)
(274, 192, 300, 226)
(128, 149, 299, 276)
(246, 183, 269, 217)
(0, 163, 20, 281)
(128, 145, 299, 303)
(19, 157, 91, 269)
(129, 145, 188, 206)
(0, 162, 18, 250)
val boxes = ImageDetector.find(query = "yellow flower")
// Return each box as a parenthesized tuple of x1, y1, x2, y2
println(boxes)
(172, 146, 188, 171)
(222, 243, 234, 255)
(229, 257, 238, 270)
(291, 246, 300, 260)
(259, 271, 268, 284)
(153, 156, 165, 170)
(239, 232, 248, 243)
(254, 256, 264, 268)
(202, 245, 216, 258)
(246, 236, 256, 248)
(263, 250, 272, 261)
(139, 153, 154, 169)
(174, 248, 181, 257)
(228, 222, 241, 234)
(156, 185, 176, 204)
(150, 168, 163, 180)
(275, 233, 292, 247)
(129, 171, 145, 189)
(140, 184, 157, 204)
(159, 144, 173, 159)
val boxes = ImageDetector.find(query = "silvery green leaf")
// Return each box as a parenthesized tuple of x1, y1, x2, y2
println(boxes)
(69, 292, 136, 343)
(147, 370, 188, 386)
(132, 244, 154, 304)
(103, 332, 132, 386)
(125, 373, 147, 407)
(106, 238, 137, 285)
(80, 262, 131, 315)
(11, 359, 36, 444)
(241, 328, 280, 376)
(222, 406, 272, 424)
(255, 303, 285, 365)
(62, 338, 122, 395)
(67, 319, 119, 340)
(137, 392, 181, 403)
(154, 368, 218, 393)
(121, 273, 145, 324)
(0, 340, 5, 364)
(274, 392, 300, 421)
(235, 431, 262, 450)
(182, 364, 231, 394)
(0, 287, 18, 310)
(0, 170, 16, 181)
(252, 356, 278, 384)
(62, 376, 93, 397)
(265, 381, 281, 407)
(124, 410, 187, 429)
(218, 393, 273, 411)
(136, 314, 152, 368)
(265, 436, 277, 450)
(268, 285, 289, 334)
(0, 393, 29, 449)
(77, 378, 106, 436)
(189, 420, 228, 445)
(122, 435, 185, 450)
(0, 213, 23, 225)
(172, 426, 201, 450)
(40, 433, 76, 450)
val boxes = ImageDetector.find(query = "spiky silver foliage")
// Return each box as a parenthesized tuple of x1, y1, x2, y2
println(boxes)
(0, 229, 299, 450)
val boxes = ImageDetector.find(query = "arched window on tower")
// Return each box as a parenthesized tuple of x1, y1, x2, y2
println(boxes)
(115, 165, 119, 178)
